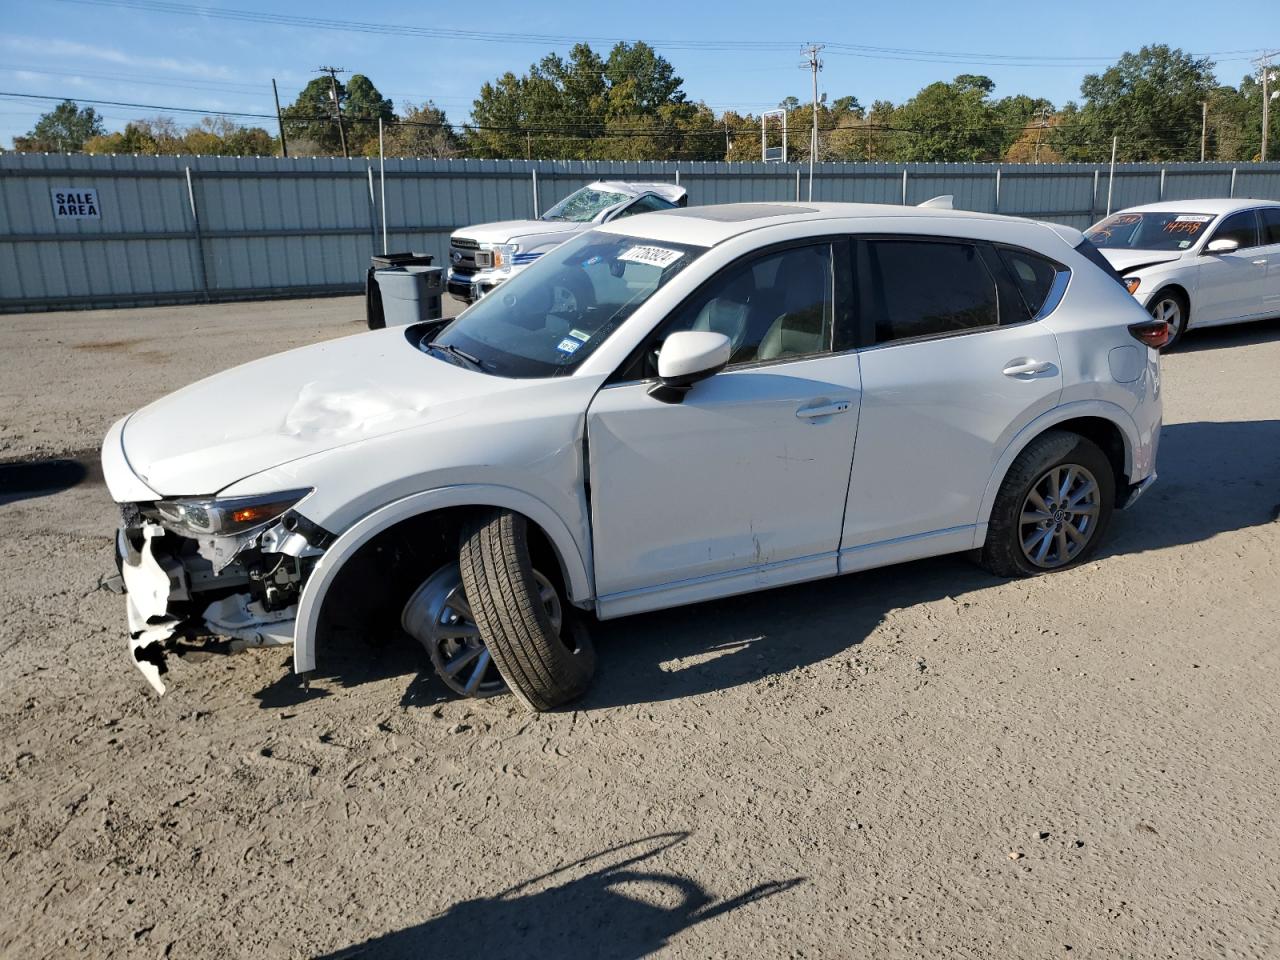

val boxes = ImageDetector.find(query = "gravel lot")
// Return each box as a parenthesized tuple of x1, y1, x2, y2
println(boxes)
(1, 296, 1278, 959)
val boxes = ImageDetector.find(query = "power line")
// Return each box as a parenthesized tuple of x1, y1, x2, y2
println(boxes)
(41, 0, 1278, 66)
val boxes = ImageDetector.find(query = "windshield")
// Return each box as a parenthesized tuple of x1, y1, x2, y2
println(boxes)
(1085, 211, 1216, 251)
(426, 230, 705, 377)
(541, 186, 629, 222)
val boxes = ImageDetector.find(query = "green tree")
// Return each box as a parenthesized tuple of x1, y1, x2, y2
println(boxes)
(468, 42, 713, 160)
(343, 74, 395, 153)
(1069, 45, 1217, 161)
(892, 75, 1001, 161)
(281, 74, 391, 156)
(13, 100, 105, 152)
(378, 101, 461, 158)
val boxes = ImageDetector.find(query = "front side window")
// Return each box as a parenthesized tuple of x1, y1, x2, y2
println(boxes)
(1086, 211, 1215, 251)
(1210, 210, 1260, 249)
(860, 239, 998, 344)
(541, 186, 630, 223)
(428, 231, 704, 377)
(1262, 208, 1280, 246)
(635, 242, 835, 376)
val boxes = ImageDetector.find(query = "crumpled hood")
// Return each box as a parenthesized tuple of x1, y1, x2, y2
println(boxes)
(121, 328, 510, 496)
(451, 219, 583, 247)
(1097, 249, 1186, 274)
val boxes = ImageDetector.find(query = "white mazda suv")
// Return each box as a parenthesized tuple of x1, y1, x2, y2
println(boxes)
(103, 202, 1164, 710)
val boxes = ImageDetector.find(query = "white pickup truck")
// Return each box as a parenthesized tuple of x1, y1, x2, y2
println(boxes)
(446, 180, 686, 303)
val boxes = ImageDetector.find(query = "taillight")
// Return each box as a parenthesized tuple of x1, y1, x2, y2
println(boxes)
(1128, 319, 1169, 349)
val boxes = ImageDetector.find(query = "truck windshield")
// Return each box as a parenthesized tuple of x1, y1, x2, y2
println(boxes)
(424, 230, 705, 378)
(1086, 211, 1215, 251)
(541, 187, 629, 222)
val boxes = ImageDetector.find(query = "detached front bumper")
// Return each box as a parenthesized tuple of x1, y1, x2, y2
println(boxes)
(116, 517, 320, 695)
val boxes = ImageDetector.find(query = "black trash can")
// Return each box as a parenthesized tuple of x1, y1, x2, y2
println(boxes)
(366, 253, 443, 329)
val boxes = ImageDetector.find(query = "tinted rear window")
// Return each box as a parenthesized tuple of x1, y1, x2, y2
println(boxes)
(998, 247, 1060, 315)
(1259, 208, 1280, 245)
(861, 239, 998, 343)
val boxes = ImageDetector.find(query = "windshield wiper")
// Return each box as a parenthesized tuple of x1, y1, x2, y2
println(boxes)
(425, 340, 483, 370)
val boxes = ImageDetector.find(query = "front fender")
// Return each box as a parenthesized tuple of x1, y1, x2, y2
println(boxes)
(292, 484, 593, 674)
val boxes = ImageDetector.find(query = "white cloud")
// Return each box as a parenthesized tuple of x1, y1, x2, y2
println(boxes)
(0, 34, 236, 80)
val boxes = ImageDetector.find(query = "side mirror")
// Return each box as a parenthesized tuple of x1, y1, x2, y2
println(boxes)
(1206, 237, 1240, 254)
(648, 331, 731, 404)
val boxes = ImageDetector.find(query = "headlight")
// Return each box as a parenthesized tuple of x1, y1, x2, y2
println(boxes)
(141, 489, 311, 537)
(490, 243, 519, 272)
(1124, 276, 1141, 295)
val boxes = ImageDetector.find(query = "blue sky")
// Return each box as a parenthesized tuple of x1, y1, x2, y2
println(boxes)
(1, 0, 1274, 147)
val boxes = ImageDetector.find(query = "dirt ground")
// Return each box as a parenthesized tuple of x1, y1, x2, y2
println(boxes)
(1, 296, 1278, 959)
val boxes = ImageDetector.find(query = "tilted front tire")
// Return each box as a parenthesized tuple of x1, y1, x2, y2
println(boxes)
(979, 430, 1115, 579)
(458, 509, 595, 711)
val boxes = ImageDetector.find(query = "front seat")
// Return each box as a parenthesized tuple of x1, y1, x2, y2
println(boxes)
(692, 271, 754, 354)
(756, 249, 832, 361)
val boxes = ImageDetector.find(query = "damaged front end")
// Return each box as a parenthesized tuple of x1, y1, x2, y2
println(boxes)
(115, 491, 331, 694)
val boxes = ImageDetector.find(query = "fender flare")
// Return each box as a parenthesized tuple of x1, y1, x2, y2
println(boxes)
(292, 484, 593, 673)
(974, 399, 1140, 532)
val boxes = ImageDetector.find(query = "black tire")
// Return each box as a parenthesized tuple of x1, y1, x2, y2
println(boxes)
(458, 509, 595, 711)
(1147, 288, 1189, 350)
(979, 430, 1116, 579)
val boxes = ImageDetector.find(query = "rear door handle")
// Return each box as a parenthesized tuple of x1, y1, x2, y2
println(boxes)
(1002, 359, 1054, 377)
(796, 400, 853, 419)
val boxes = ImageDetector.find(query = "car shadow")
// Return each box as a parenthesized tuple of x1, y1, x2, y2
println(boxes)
(1173, 316, 1280, 353)
(0, 451, 99, 507)
(312, 832, 802, 960)
(258, 419, 1279, 712)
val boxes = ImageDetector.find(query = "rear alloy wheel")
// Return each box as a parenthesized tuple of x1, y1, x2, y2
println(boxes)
(979, 430, 1115, 578)
(458, 509, 595, 712)
(1147, 291, 1187, 350)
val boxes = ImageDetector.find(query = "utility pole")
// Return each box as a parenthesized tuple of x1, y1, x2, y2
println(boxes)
(801, 43, 824, 201)
(1256, 51, 1277, 163)
(1200, 101, 1207, 162)
(272, 78, 289, 157)
(1032, 104, 1052, 164)
(317, 65, 348, 158)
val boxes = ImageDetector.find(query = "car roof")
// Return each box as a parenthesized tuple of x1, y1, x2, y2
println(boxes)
(1111, 198, 1280, 217)
(588, 180, 687, 203)
(596, 201, 1060, 247)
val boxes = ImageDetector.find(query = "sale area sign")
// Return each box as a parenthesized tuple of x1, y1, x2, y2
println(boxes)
(51, 188, 100, 219)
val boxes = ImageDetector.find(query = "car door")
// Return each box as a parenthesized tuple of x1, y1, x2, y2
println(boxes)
(839, 236, 1064, 569)
(1259, 208, 1280, 315)
(1195, 209, 1267, 325)
(586, 240, 862, 616)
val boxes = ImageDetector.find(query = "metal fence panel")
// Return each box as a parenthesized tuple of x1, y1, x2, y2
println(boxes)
(3, 154, 1279, 312)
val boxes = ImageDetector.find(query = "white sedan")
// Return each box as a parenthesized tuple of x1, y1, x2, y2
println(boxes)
(1087, 199, 1280, 348)
(103, 201, 1163, 711)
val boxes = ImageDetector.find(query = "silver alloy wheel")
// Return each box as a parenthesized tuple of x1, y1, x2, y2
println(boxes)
(401, 564, 563, 698)
(1018, 463, 1102, 569)
(1149, 296, 1182, 340)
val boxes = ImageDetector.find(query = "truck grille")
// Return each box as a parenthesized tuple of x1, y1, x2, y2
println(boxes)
(450, 236, 479, 250)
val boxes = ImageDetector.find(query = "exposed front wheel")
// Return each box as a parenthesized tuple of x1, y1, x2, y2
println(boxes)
(1148, 290, 1188, 350)
(979, 431, 1116, 578)
(458, 510, 595, 711)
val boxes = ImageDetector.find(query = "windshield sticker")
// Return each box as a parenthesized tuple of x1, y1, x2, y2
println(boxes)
(568, 329, 591, 342)
(1111, 214, 1141, 224)
(1175, 215, 1213, 222)
(556, 337, 583, 355)
(582, 255, 603, 267)
(618, 245, 684, 269)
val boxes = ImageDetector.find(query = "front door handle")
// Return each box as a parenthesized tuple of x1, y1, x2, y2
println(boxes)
(1002, 359, 1055, 377)
(796, 400, 853, 419)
